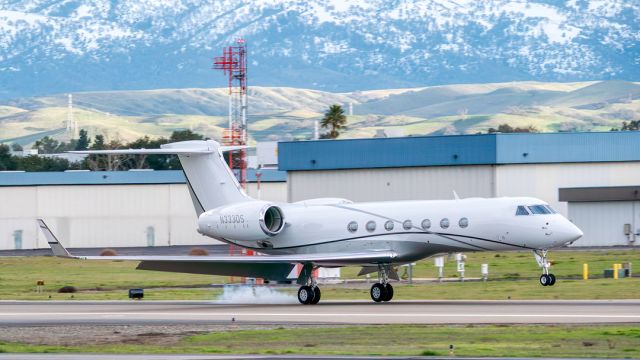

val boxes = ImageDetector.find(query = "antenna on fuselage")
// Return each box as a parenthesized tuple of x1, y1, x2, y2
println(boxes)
(452, 190, 460, 200)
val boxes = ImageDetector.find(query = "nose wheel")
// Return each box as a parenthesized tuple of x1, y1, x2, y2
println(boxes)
(539, 274, 556, 286)
(534, 250, 557, 286)
(370, 265, 394, 302)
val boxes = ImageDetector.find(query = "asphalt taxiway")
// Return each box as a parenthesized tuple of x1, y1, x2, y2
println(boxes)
(0, 356, 630, 360)
(1, 300, 638, 325)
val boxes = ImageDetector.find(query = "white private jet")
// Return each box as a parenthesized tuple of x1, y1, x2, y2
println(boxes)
(39, 140, 583, 305)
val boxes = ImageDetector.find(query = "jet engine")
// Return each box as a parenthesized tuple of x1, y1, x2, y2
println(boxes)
(198, 201, 285, 241)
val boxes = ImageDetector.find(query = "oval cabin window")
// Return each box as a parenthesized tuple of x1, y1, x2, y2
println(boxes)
(366, 220, 376, 232)
(403, 220, 412, 230)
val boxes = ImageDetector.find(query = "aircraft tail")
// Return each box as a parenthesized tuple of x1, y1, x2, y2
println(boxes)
(70, 140, 251, 215)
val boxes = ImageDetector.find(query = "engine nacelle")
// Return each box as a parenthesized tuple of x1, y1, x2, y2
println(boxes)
(198, 201, 285, 242)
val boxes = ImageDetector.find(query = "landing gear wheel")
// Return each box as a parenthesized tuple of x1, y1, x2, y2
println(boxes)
(370, 283, 387, 303)
(383, 283, 394, 302)
(548, 273, 556, 286)
(539, 274, 551, 286)
(298, 285, 314, 304)
(310, 286, 321, 304)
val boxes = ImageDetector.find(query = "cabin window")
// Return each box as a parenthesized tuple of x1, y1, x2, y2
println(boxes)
(366, 220, 376, 232)
(459, 217, 469, 228)
(516, 206, 530, 216)
(440, 218, 450, 229)
(384, 220, 394, 231)
(421, 219, 431, 230)
(528, 205, 551, 215)
(403, 220, 412, 230)
(347, 221, 358, 233)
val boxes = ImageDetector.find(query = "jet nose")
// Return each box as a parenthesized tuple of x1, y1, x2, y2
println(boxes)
(566, 222, 583, 244)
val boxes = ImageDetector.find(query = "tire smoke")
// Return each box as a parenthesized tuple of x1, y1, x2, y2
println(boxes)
(216, 284, 297, 304)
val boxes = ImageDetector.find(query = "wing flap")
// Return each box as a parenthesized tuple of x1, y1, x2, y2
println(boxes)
(136, 261, 295, 280)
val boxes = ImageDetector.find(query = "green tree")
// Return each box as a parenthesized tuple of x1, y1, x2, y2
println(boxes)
(170, 129, 204, 142)
(320, 104, 347, 139)
(17, 155, 71, 171)
(33, 136, 60, 154)
(611, 120, 640, 131)
(0, 144, 18, 170)
(91, 134, 106, 150)
(487, 124, 538, 133)
(75, 129, 90, 150)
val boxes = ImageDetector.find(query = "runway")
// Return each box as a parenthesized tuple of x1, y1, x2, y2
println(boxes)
(1, 300, 638, 325)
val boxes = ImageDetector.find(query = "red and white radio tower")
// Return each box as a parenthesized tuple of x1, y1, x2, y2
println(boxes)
(213, 39, 247, 188)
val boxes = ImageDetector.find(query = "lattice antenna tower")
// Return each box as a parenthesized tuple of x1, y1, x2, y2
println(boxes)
(213, 39, 248, 188)
(66, 94, 76, 137)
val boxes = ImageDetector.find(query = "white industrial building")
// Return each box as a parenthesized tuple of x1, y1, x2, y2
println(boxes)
(0, 169, 286, 250)
(278, 132, 640, 247)
(3, 131, 639, 250)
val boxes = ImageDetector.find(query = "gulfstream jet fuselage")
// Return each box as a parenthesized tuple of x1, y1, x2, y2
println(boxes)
(40, 140, 582, 305)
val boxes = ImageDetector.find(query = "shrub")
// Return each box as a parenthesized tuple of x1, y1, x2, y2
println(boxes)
(100, 249, 118, 256)
(189, 247, 209, 256)
(58, 286, 77, 293)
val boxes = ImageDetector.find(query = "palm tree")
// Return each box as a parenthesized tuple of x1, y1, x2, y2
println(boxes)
(320, 104, 347, 139)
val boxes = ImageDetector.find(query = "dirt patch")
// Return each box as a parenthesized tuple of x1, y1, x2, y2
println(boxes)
(0, 324, 344, 347)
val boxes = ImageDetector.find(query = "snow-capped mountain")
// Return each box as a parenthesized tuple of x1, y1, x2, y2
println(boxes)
(0, 0, 638, 98)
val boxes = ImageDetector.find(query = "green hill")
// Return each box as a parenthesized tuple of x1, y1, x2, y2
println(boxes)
(1, 81, 639, 147)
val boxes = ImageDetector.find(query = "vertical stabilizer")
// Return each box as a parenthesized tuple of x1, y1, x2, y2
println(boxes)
(161, 140, 251, 215)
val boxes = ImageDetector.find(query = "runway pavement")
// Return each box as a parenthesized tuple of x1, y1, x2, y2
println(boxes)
(0, 356, 629, 360)
(1, 300, 638, 325)
(1, 356, 629, 360)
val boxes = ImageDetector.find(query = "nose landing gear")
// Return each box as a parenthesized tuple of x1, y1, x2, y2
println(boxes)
(534, 249, 556, 286)
(370, 264, 394, 302)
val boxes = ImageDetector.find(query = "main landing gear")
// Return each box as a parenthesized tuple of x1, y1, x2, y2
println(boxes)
(297, 285, 321, 305)
(297, 263, 321, 305)
(370, 264, 394, 303)
(534, 249, 556, 286)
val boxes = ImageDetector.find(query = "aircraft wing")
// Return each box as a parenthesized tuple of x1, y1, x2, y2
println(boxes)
(38, 220, 396, 281)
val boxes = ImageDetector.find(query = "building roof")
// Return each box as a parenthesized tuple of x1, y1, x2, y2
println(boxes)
(278, 132, 640, 171)
(0, 169, 286, 187)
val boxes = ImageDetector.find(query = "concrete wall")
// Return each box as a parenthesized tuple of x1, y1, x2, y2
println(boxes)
(0, 182, 286, 250)
(568, 201, 640, 246)
(287, 165, 496, 202)
(285, 161, 640, 247)
(495, 162, 640, 215)
(287, 162, 640, 217)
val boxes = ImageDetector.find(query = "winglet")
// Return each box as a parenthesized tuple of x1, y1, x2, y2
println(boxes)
(37, 219, 72, 258)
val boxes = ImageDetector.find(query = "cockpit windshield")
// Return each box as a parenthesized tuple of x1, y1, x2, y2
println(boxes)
(516, 204, 556, 215)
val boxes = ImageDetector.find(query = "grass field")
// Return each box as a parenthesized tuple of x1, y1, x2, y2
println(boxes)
(1, 325, 639, 357)
(0, 249, 637, 301)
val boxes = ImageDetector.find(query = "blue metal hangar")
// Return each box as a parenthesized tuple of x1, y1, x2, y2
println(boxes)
(278, 132, 640, 247)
